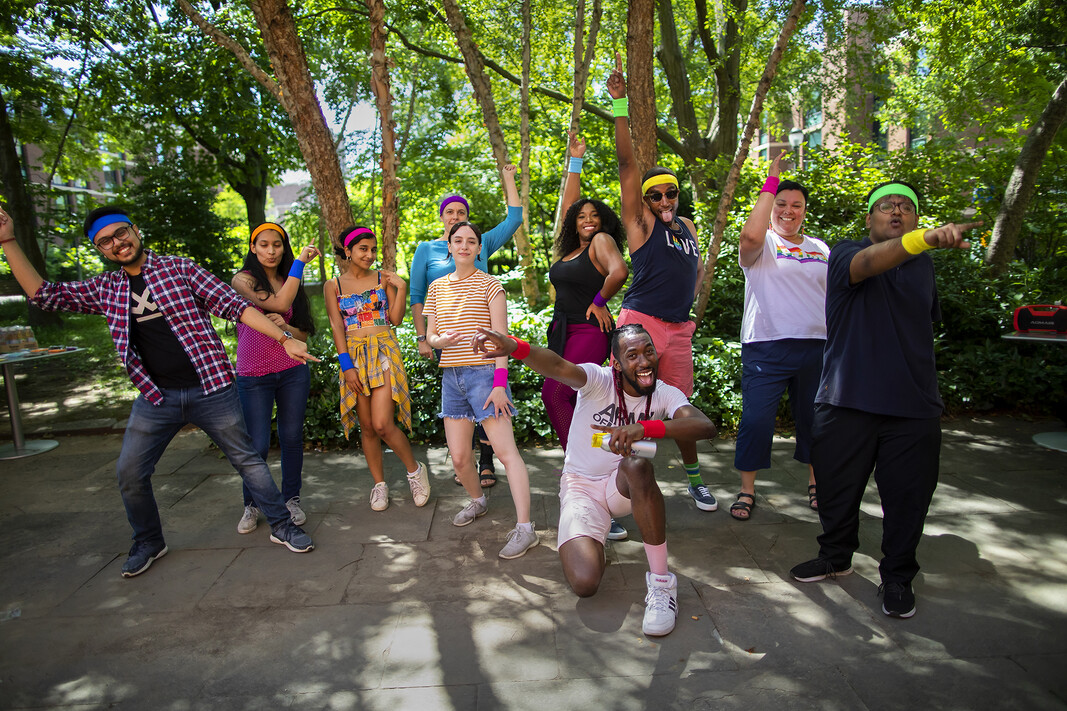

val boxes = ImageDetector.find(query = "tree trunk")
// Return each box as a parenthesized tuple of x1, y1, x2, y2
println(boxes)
(248, 0, 351, 245)
(693, 0, 806, 325)
(0, 90, 60, 326)
(223, 149, 269, 230)
(626, 0, 657, 173)
(986, 74, 1067, 275)
(366, 0, 399, 272)
(520, 0, 532, 283)
(550, 0, 601, 244)
(441, 0, 539, 304)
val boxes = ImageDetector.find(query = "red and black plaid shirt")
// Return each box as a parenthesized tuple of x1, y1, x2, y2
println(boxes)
(31, 250, 251, 405)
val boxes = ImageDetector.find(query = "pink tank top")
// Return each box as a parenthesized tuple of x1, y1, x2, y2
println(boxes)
(236, 304, 300, 377)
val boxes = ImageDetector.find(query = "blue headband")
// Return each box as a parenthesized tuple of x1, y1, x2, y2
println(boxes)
(88, 214, 130, 243)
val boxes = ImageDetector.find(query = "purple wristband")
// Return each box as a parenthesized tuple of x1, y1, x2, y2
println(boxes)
(593, 291, 609, 308)
(493, 367, 508, 388)
(761, 176, 780, 195)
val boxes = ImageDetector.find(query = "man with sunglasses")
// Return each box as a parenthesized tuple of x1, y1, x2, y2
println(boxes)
(606, 54, 715, 513)
(790, 182, 980, 619)
(0, 205, 319, 577)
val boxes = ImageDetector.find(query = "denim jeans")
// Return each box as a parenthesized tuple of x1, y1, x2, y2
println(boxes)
(237, 364, 310, 505)
(116, 384, 290, 545)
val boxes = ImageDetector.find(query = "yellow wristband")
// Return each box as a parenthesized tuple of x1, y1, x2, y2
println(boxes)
(900, 229, 933, 255)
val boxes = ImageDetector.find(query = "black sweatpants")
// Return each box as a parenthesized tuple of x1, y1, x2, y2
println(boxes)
(811, 404, 941, 585)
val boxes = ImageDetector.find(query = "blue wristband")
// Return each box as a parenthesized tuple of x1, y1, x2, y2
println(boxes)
(337, 352, 354, 371)
(568, 156, 584, 174)
(288, 259, 306, 280)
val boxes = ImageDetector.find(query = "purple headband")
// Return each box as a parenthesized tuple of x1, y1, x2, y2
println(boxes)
(87, 213, 130, 243)
(439, 195, 470, 217)
(342, 227, 375, 248)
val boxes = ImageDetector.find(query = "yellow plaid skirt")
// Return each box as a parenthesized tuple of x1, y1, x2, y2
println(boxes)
(339, 328, 412, 439)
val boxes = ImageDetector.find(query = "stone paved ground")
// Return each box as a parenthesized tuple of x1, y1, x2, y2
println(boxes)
(1, 415, 1065, 710)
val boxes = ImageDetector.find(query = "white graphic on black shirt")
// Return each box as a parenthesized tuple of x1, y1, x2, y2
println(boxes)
(130, 285, 164, 323)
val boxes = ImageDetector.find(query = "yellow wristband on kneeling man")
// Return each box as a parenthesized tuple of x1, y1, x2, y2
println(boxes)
(900, 229, 934, 255)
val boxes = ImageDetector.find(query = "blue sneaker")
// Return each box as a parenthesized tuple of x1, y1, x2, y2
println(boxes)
(121, 541, 168, 578)
(607, 519, 628, 541)
(270, 521, 314, 553)
(687, 484, 718, 511)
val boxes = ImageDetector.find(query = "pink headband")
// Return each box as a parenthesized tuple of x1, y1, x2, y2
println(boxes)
(342, 227, 375, 248)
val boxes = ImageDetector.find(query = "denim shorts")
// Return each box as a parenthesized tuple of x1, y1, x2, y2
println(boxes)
(439, 365, 515, 422)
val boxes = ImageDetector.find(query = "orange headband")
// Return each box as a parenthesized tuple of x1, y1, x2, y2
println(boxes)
(249, 222, 287, 248)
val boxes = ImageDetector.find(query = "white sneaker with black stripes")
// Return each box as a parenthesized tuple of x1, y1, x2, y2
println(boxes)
(642, 571, 678, 636)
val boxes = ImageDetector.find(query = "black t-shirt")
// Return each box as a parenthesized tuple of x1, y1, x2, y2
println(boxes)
(127, 273, 200, 389)
(815, 238, 944, 418)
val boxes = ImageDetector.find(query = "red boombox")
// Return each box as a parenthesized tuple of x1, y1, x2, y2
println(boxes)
(1013, 304, 1067, 333)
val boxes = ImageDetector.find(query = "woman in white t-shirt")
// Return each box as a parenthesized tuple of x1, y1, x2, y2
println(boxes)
(731, 152, 829, 521)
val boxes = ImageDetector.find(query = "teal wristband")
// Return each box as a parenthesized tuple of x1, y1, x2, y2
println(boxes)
(612, 97, 629, 118)
(568, 156, 584, 174)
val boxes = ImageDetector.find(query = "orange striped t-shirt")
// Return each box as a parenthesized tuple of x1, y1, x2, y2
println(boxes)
(424, 269, 505, 368)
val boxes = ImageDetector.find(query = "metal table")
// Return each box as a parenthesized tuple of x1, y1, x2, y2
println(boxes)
(0, 347, 83, 460)
(1001, 331, 1067, 452)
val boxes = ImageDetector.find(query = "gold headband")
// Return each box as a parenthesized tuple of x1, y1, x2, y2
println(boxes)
(249, 222, 286, 248)
(641, 175, 679, 195)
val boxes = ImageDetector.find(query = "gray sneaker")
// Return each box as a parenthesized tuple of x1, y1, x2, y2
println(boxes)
(285, 497, 307, 526)
(269, 521, 314, 553)
(452, 498, 488, 527)
(498, 524, 539, 559)
(406, 462, 431, 507)
(237, 505, 260, 534)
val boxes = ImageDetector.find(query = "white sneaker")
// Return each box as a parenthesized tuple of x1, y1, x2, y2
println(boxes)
(498, 524, 539, 559)
(452, 498, 488, 526)
(406, 462, 431, 507)
(643, 571, 679, 636)
(237, 505, 259, 534)
(370, 482, 389, 511)
(285, 496, 307, 525)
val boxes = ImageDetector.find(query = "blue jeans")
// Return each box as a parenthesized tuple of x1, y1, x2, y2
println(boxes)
(237, 365, 310, 505)
(439, 365, 515, 422)
(116, 384, 290, 545)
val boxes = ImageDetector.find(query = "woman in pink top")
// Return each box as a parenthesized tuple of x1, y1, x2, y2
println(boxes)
(232, 223, 319, 534)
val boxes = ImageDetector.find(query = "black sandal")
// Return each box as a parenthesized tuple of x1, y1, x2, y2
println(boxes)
(730, 492, 755, 521)
(808, 484, 818, 511)
(480, 469, 497, 488)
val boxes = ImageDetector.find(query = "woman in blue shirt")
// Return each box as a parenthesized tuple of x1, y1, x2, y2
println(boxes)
(409, 164, 522, 487)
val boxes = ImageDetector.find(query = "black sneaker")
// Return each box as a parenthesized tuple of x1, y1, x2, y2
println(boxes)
(790, 557, 853, 582)
(121, 541, 168, 578)
(879, 581, 916, 618)
(270, 521, 314, 553)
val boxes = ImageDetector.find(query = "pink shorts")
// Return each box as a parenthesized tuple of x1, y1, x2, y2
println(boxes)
(616, 308, 696, 396)
(557, 470, 632, 547)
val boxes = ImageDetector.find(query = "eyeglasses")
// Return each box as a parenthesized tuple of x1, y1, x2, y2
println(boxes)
(875, 200, 916, 215)
(95, 225, 133, 250)
(644, 189, 679, 203)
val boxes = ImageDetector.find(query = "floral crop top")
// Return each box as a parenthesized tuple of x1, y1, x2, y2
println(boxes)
(337, 273, 389, 329)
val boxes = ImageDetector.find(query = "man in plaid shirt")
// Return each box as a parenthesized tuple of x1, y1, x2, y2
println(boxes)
(0, 205, 319, 576)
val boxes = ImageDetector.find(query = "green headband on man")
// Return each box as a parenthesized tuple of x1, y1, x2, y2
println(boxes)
(867, 183, 920, 213)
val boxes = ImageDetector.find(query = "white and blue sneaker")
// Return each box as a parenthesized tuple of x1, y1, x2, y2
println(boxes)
(687, 484, 718, 511)
(643, 571, 678, 636)
(607, 519, 628, 541)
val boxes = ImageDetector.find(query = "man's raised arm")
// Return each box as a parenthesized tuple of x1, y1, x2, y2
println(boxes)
(472, 327, 588, 391)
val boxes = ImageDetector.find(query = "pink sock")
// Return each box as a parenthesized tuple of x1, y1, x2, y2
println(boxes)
(643, 542, 668, 575)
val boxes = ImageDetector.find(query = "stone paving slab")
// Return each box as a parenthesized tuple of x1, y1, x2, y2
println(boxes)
(0, 416, 1065, 709)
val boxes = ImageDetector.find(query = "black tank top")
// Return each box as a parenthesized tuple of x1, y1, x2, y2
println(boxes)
(549, 246, 602, 325)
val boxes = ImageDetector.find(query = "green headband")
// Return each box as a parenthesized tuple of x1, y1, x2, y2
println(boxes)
(867, 184, 919, 213)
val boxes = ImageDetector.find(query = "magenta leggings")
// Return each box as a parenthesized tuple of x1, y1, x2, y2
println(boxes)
(541, 323, 610, 450)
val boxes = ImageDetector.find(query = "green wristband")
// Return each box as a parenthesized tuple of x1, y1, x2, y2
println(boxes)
(901, 229, 934, 255)
(612, 97, 629, 118)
